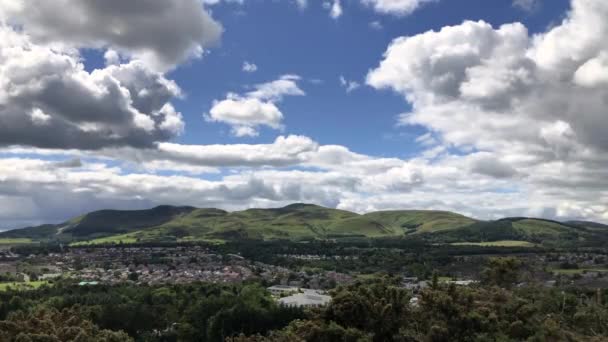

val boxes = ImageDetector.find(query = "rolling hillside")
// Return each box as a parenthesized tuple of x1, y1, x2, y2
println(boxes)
(426, 217, 603, 247)
(361, 210, 476, 233)
(1, 204, 606, 246)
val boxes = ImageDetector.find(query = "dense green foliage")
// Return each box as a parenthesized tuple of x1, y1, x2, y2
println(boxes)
(0, 282, 305, 342)
(1, 254, 608, 341)
(232, 260, 608, 342)
(0, 306, 132, 341)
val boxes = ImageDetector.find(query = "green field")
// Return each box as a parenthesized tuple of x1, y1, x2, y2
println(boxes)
(551, 268, 608, 275)
(0, 238, 33, 245)
(71, 231, 227, 246)
(451, 240, 536, 247)
(0, 281, 49, 292)
(512, 219, 571, 238)
(70, 233, 139, 246)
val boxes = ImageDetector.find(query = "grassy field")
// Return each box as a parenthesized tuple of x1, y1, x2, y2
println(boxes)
(512, 219, 571, 238)
(0, 238, 33, 245)
(0, 281, 49, 292)
(551, 268, 608, 275)
(70, 233, 139, 246)
(451, 240, 536, 247)
(71, 231, 227, 246)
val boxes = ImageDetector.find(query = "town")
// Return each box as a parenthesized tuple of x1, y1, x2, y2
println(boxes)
(0, 245, 354, 303)
(3, 243, 608, 297)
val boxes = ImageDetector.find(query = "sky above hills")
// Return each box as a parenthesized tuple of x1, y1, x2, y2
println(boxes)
(0, 0, 607, 228)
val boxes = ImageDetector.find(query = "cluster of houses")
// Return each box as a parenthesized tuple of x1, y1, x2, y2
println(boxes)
(0, 249, 19, 260)
(76, 264, 254, 285)
(0, 246, 355, 289)
(279, 254, 359, 261)
(5, 245, 608, 299)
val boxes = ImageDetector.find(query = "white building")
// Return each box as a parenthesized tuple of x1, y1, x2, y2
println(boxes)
(278, 292, 331, 307)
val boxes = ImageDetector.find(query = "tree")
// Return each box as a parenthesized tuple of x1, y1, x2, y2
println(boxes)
(431, 270, 439, 289)
(127, 271, 139, 282)
(0, 307, 132, 341)
(481, 257, 522, 289)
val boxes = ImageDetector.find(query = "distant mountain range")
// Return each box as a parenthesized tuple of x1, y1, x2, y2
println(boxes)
(1, 203, 607, 246)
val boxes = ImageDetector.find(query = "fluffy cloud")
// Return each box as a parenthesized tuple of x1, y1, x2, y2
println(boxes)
(0, 26, 184, 150)
(246, 75, 305, 102)
(0, 157, 281, 228)
(0, 135, 320, 175)
(361, 0, 436, 16)
(0, 139, 422, 228)
(329, 0, 343, 19)
(242, 61, 258, 73)
(0, 0, 222, 70)
(470, 155, 519, 179)
(367, 20, 533, 107)
(207, 97, 283, 137)
(207, 76, 305, 136)
(573, 52, 608, 87)
(367, 0, 608, 222)
(152, 135, 319, 167)
(2, 131, 608, 228)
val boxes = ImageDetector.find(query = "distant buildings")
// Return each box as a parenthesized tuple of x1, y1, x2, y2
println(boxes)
(268, 285, 332, 307)
(267, 285, 300, 296)
(278, 292, 332, 307)
(78, 281, 99, 286)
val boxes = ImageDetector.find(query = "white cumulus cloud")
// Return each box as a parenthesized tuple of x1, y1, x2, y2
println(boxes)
(361, 0, 436, 16)
(0, 26, 184, 149)
(242, 61, 258, 73)
(206, 75, 305, 136)
(0, 0, 222, 71)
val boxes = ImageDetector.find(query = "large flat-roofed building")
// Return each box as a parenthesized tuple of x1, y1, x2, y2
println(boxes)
(267, 285, 300, 296)
(267, 285, 326, 296)
(278, 292, 331, 307)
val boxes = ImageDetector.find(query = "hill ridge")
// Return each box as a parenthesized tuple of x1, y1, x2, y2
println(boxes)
(1, 204, 606, 246)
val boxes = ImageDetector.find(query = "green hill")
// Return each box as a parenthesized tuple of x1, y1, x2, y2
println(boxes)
(99, 204, 363, 242)
(0, 205, 197, 243)
(61, 205, 197, 237)
(361, 210, 476, 233)
(0, 224, 60, 241)
(427, 217, 591, 246)
(77, 205, 478, 243)
(1, 204, 607, 246)
(566, 220, 608, 232)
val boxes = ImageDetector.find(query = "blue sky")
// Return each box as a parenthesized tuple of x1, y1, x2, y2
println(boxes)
(165, 0, 570, 157)
(1, 0, 607, 228)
